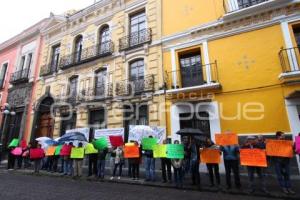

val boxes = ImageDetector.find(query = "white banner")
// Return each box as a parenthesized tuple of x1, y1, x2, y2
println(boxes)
(94, 128, 124, 147)
(128, 125, 166, 144)
(65, 128, 90, 147)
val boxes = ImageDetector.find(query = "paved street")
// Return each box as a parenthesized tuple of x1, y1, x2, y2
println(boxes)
(0, 171, 283, 200)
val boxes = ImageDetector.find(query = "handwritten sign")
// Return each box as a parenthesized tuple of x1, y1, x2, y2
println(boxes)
(153, 144, 167, 158)
(46, 146, 56, 156)
(60, 144, 72, 156)
(142, 138, 158, 150)
(93, 137, 108, 150)
(55, 145, 62, 156)
(215, 133, 238, 146)
(109, 135, 124, 147)
(11, 147, 23, 156)
(124, 145, 140, 158)
(167, 144, 184, 159)
(200, 148, 221, 164)
(8, 138, 19, 148)
(85, 143, 98, 154)
(296, 136, 300, 154)
(240, 149, 267, 167)
(70, 147, 85, 159)
(266, 139, 293, 158)
(30, 148, 45, 159)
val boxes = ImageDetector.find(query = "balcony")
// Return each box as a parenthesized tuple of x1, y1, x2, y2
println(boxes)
(60, 41, 114, 70)
(78, 83, 113, 102)
(115, 75, 154, 96)
(40, 63, 58, 76)
(10, 68, 30, 84)
(165, 62, 220, 94)
(119, 28, 152, 51)
(279, 47, 300, 79)
(224, 0, 269, 13)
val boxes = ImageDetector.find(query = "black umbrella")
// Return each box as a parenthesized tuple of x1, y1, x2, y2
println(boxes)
(176, 128, 208, 143)
(58, 132, 87, 143)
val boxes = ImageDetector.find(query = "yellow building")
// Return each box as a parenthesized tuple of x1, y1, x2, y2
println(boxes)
(162, 0, 300, 171)
(31, 0, 165, 141)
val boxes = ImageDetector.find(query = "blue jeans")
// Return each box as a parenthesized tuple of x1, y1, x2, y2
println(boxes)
(275, 161, 291, 189)
(97, 159, 106, 178)
(145, 157, 155, 181)
(63, 159, 73, 175)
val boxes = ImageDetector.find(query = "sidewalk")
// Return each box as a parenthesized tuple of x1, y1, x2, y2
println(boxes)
(1, 162, 299, 200)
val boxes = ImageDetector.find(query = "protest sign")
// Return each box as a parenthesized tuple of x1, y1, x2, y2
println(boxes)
(200, 148, 221, 164)
(55, 145, 62, 156)
(128, 125, 166, 144)
(30, 148, 45, 159)
(60, 144, 72, 156)
(109, 135, 124, 147)
(153, 144, 167, 158)
(93, 137, 108, 150)
(124, 145, 140, 158)
(295, 136, 300, 154)
(142, 138, 158, 150)
(11, 147, 22, 156)
(266, 139, 293, 158)
(8, 138, 19, 148)
(215, 133, 238, 146)
(85, 143, 98, 154)
(94, 128, 124, 148)
(70, 147, 85, 159)
(46, 146, 56, 156)
(166, 144, 184, 159)
(240, 149, 267, 167)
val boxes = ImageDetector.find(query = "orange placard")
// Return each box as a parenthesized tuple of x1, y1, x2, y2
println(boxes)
(240, 149, 267, 167)
(46, 146, 56, 156)
(215, 133, 238, 146)
(124, 145, 140, 158)
(200, 148, 221, 164)
(266, 140, 293, 158)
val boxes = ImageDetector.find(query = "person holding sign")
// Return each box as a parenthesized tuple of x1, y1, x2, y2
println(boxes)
(97, 146, 108, 179)
(30, 143, 45, 173)
(203, 138, 221, 188)
(72, 143, 85, 178)
(111, 146, 125, 180)
(171, 140, 183, 189)
(127, 141, 141, 180)
(271, 131, 295, 195)
(241, 136, 268, 194)
(189, 138, 201, 189)
(143, 136, 156, 182)
(161, 140, 172, 183)
(220, 143, 241, 190)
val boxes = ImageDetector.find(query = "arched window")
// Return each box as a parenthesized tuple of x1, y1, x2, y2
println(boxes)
(74, 35, 83, 63)
(99, 25, 110, 54)
(129, 59, 145, 93)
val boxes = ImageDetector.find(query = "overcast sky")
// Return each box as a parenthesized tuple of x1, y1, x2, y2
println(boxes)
(0, 0, 98, 43)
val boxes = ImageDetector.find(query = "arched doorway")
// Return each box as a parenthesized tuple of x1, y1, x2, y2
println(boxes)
(33, 96, 55, 139)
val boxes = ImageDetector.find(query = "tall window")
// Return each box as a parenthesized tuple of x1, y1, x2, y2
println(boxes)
(99, 26, 110, 54)
(0, 63, 8, 88)
(26, 53, 32, 69)
(69, 76, 78, 101)
(130, 11, 146, 46)
(60, 113, 77, 136)
(238, 0, 267, 9)
(95, 69, 107, 97)
(293, 26, 300, 47)
(74, 35, 83, 63)
(51, 45, 60, 72)
(129, 59, 144, 93)
(19, 56, 26, 71)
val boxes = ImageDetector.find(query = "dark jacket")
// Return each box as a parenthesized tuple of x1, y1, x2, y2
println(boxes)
(98, 148, 108, 160)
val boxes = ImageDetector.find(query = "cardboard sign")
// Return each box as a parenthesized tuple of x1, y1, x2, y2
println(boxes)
(200, 148, 221, 164)
(20, 140, 27, 149)
(124, 145, 140, 158)
(60, 144, 72, 156)
(266, 139, 293, 158)
(55, 145, 63, 156)
(46, 146, 56, 156)
(215, 133, 238, 146)
(295, 136, 300, 154)
(70, 147, 85, 159)
(142, 138, 158, 150)
(11, 147, 23, 156)
(240, 149, 267, 167)
(30, 148, 45, 159)
(8, 138, 19, 148)
(85, 143, 98, 154)
(167, 144, 184, 159)
(153, 144, 167, 158)
(93, 137, 108, 150)
(109, 135, 124, 147)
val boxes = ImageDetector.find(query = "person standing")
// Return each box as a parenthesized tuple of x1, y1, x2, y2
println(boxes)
(272, 131, 295, 195)
(97, 147, 108, 179)
(32, 144, 45, 174)
(220, 144, 241, 190)
(242, 136, 268, 194)
(144, 136, 155, 182)
(204, 138, 221, 187)
(111, 146, 124, 180)
(171, 140, 183, 189)
(63, 143, 73, 176)
(128, 141, 140, 180)
(190, 138, 201, 189)
(161, 139, 172, 183)
(73, 143, 84, 178)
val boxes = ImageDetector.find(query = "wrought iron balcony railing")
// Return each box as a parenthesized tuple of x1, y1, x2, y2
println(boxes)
(115, 75, 154, 96)
(78, 83, 113, 101)
(119, 28, 152, 51)
(223, 0, 269, 13)
(40, 63, 58, 76)
(279, 47, 300, 74)
(60, 41, 114, 69)
(10, 68, 30, 84)
(165, 62, 219, 90)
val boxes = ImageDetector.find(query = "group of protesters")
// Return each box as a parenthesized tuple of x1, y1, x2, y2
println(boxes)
(3, 131, 300, 195)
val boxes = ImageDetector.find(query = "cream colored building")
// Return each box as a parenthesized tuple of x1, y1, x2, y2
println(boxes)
(30, 0, 165, 141)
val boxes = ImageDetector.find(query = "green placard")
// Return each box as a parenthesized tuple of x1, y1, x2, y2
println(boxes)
(142, 138, 157, 150)
(8, 138, 19, 148)
(167, 144, 184, 159)
(93, 137, 108, 150)
(153, 144, 167, 158)
(70, 147, 85, 159)
(55, 145, 63, 156)
(85, 143, 98, 154)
